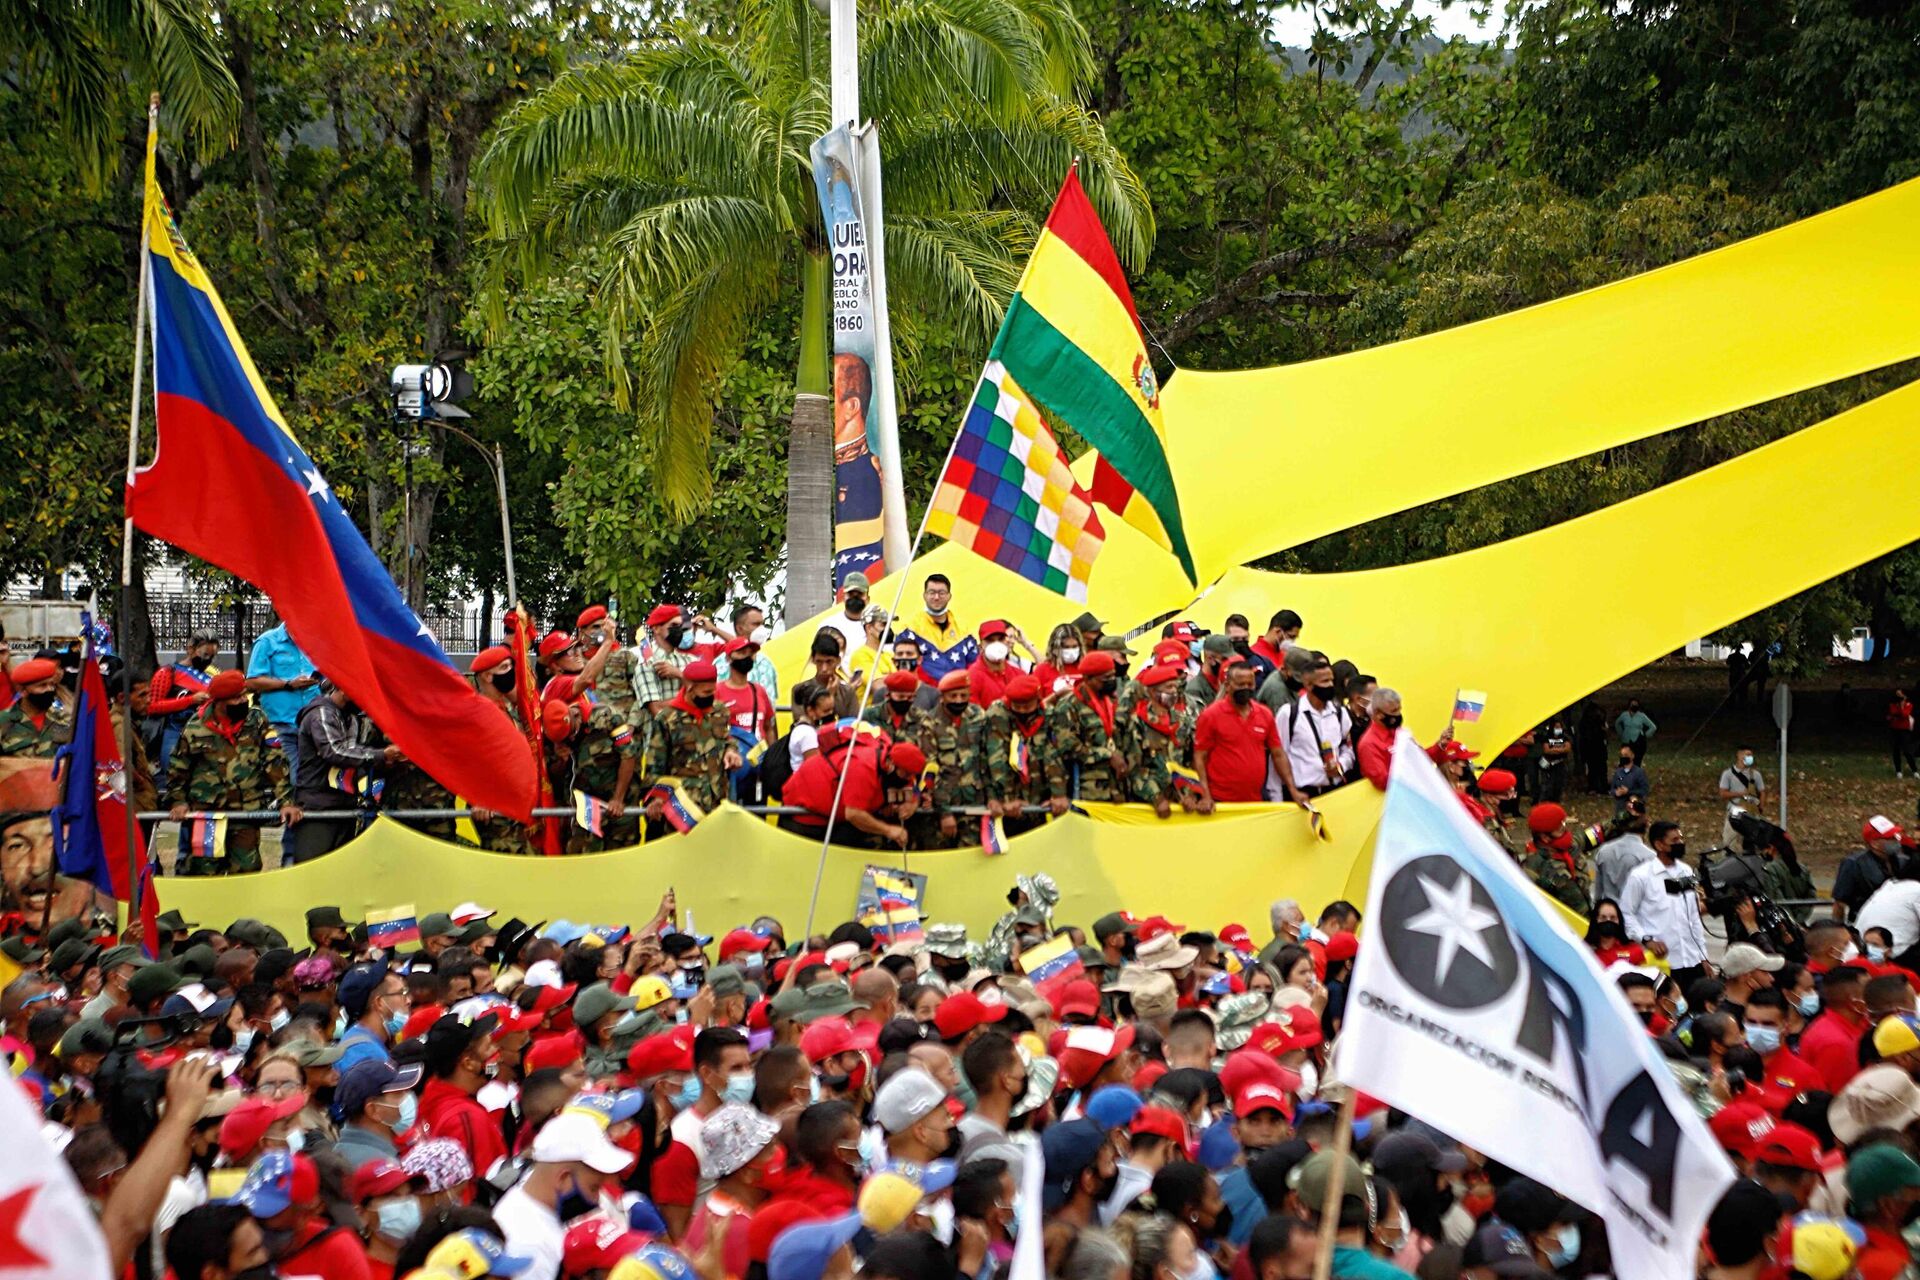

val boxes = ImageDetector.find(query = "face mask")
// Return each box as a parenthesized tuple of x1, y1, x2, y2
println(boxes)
(1868, 946, 1889, 964)
(24, 691, 55, 712)
(1545, 1223, 1581, 1269)
(270, 1009, 290, 1033)
(384, 1006, 407, 1038)
(845, 594, 867, 613)
(1188, 641, 1202, 659)
(1094, 678, 1117, 696)
(945, 700, 967, 718)
(888, 699, 914, 715)
(983, 641, 1010, 663)
(665, 624, 686, 647)
(1311, 684, 1333, 702)
(1061, 646, 1082, 664)
(925, 603, 949, 618)
(491, 670, 516, 694)
(285, 1129, 306, 1154)
(1296, 1061, 1319, 1098)
(1842, 941, 1861, 963)
(1230, 688, 1253, 706)
(1380, 713, 1403, 729)
(723, 1072, 756, 1106)
(730, 658, 755, 676)
(333, 1010, 349, 1038)
(234, 1029, 255, 1056)
(1747, 1026, 1782, 1056)
(1742, 754, 1754, 766)
(671, 1076, 702, 1112)
(1620, 758, 1632, 768)
(377, 1197, 422, 1242)
(1670, 994, 1689, 1020)
(808, 1074, 822, 1103)
(1664, 841, 1686, 859)
(690, 693, 716, 710)
(897, 657, 918, 671)
(224, 700, 248, 719)
(857, 1126, 884, 1173)
(190, 654, 214, 670)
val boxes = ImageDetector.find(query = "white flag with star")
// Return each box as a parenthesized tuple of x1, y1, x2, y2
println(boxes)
(1334, 731, 1730, 1280)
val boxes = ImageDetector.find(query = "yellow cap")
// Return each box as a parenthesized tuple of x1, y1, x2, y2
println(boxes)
(1790, 1219, 1862, 1280)
(629, 975, 674, 1011)
(858, 1172, 924, 1232)
(1873, 1014, 1920, 1058)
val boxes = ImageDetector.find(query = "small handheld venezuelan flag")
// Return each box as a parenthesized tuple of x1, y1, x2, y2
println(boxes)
(1452, 689, 1488, 724)
(980, 814, 1009, 856)
(184, 816, 228, 862)
(367, 904, 420, 949)
(573, 790, 606, 837)
(1018, 932, 1084, 997)
(1168, 762, 1204, 799)
(646, 778, 706, 834)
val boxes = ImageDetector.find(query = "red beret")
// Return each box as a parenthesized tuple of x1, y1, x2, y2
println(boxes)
(882, 671, 919, 694)
(468, 645, 511, 674)
(1139, 664, 1181, 687)
(682, 659, 718, 682)
(1476, 768, 1517, 794)
(1527, 802, 1567, 834)
(576, 605, 608, 629)
(538, 630, 574, 661)
(1078, 651, 1116, 676)
(8, 658, 57, 686)
(888, 742, 928, 776)
(937, 671, 970, 693)
(1152, 641, 1189, 664)
(545, 676, 575, 705)
(207, 669, 247, 700)
(1004, 675, 1042, 703)
(645, 604, 683, 628)
(542, 701, 575, 741)
(978, 619, 1010, 640)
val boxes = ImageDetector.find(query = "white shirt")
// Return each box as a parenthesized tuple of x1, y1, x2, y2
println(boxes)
(789, 722, 820, 770)
(1856, 880, 1920, 953)
(1279, 694, 1354, 788)
(1619, 857, 1710, 968)
(493, 1183, 566, 1280)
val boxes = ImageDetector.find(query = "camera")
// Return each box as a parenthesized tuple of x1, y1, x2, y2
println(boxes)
(93, 1013, 198, 1156)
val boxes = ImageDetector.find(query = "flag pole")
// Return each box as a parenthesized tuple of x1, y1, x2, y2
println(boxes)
(120, 94, 159, 933)
(1310, 1090, 1359, 1280)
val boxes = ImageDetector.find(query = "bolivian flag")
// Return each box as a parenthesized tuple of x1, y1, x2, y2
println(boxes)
(991, 167, 1197, 584)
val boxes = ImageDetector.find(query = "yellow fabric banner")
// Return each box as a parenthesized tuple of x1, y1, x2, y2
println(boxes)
(155, 792, 1381, 949)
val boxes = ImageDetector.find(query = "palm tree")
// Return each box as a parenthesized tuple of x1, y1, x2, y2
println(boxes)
(477, 0, 1151, 622)
(3, 0, 237, 188)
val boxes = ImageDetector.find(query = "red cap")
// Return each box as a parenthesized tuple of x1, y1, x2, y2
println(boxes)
(1476, 768, 1517, 795)
(1278, 1007, 1323, 1051)
(1219, 1048, 1300, 1099)
(564, 1214, 656, 1273)
(626, 1027, 696, 1079)
(1140, 664, 1182, 688)
(525, 1034, 585, 1074)
(723, 636, 757, 656)
(1866, 815, 1905, 843)
(492, 1006, 546, 1036)
(1152, 639, 1190, 663)
(934, 991, 1008, 1041)
(349, 1158, 423, 1203)
(1167, 622, 1199, 642)
(937, 671, 971, 693)
(646, 605, 683, 627)
(1079, 652, 1116, 676)
(1005, 675, 1042, 703)
(468, 645, 511, 674)
(719, 928, 773, 960)
(207, 669, 247, 700)
(538, 630, 575, 661)
(800, 1017, 859, 1063)
(1527, 802, 1567, 834)
(745, 1000, 770, 1032)
(577, 605, 608, 629)
(1053, 978, 1101, 1021)
(1136, 915, 1185, 943)
(978, 620, 1010, 640)
(8, 658, 57, 686)
(219, 1092, 306, 1156)
(1708, 1100, 1774, 1158)
(882, 671, 919, 694)
(401, 1004, 445, 1041)
(1439, 740, 1480, 762)
(542, 701, 575, 741)
(1750, 1122, 1823, 1172)
(1323, 932, 1359, 963)
(682, 659, 718, 683)
(1058, 1024, 1136, 1090)
(1131, 1060, 1169, 1094)
(888, 742, 928, 777)
(1130, 1105, 1190, 1145)
(525, 983, 578, 1015)
(1233, 1080, 1295, 1120)
(1244, 1023, 1291, 1060)
(1219, 924, 1252, 951)
(544, 676, 576, 706)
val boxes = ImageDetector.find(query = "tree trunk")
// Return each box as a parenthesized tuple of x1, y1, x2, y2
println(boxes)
(785, 245, 835, 625)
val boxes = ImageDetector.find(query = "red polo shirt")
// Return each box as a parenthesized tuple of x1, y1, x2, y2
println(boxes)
(966, 659, 1017, 708)
(1194, 699, 1279, 803)
(419, 1076, 508, 1182)
(1798, 1010, 1869, 1094)
(782, 742, 884, 826)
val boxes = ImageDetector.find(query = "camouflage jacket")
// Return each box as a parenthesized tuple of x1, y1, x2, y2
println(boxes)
(550, 705, 638, 802)
(1045, 689, 1133, 802)
(921, 703, 988, 809)
(1128, 700, 1194, 803)
(982, 703, 1054, 807)
(167, 705, 291, 810)
(593, 647, 645, 726)
(861, 703, 935, 751)
(0, 703, 72, 758)
(1522, 848, 1591, 914)
(653, 700, 733, 810)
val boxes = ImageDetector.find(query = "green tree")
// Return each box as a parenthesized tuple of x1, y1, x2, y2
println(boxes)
(475, 0, 1152, 623)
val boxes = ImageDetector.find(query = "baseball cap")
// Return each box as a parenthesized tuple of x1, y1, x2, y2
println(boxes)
(1721, 944, 1786, 979)
(609, 1244, 697, 1280)
(1058, 1024, 1136, 1090)
(934, 990, 1007, 1040)
(766, 1212, 864, 1280)
(1874, 1013, 1920, 1059)
(1461, 1220, 1552, 1278)
(1130, 1106, 1190, 1147)
(349, 1157, 426, 1203)
(719, 928, 773, 961)
(564, 1213, 657, 1275)
(574, 982, 639, 1028)
(127, 963, 188, 1007)
(1233, 1080, 1294, 1120)
(421, 1227, 534, 1278)
(336, 1059, 424, 1117)
(338, 959, 392, 1019)
(1083, 1085, 1144, 1131)
(219, 1093, 307, 1157)
(873, 1067, 948, 1134)
(1848, 1143, 1920, 1210)
(1709, 1101, 1776, 1159)
(1370, 1131, 1468, 1181)
(531, 1112, 636, 1174)
(1040, 1117, 1110, 1211)
(229, 1150, 320, 1218)
(1779, 1213, 1868, 1280)
(627, 1027, 696, 1079)
(1751, 1122, 1824, 1173)
(1289, 1150, 1368, 1213)
(565, 1088, 649, 1128)
(1865, 815, 1904, 843)
(1091, 912, 1137, 943)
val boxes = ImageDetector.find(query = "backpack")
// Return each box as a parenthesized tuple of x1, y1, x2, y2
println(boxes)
(759, 729, 798, 800)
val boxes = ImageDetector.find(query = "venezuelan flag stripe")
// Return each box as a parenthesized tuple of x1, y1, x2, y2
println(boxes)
(126, 137, 534, 820)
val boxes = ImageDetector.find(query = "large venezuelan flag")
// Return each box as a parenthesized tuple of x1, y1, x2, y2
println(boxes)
(125, 133, 535, 821)
(991, 168, 1196, 585)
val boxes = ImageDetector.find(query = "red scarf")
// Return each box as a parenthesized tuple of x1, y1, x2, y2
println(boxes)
(200, 703, 246, 745)
(1133, 699, 1176, 739)
(1074, 682, 1116, 740)
(667, 692, 707, 719)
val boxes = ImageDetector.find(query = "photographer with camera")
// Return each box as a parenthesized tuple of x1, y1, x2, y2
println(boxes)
(79, 1049, 218, 1274)
(1620, 820, 1714, 992)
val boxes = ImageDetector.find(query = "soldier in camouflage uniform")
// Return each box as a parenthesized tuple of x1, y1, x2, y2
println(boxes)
(983, 674, 1055, 835)
(165, 671, 295, 875)
(0, 659, 72, 757)
(1521, 801, 1596, 913)
(1128, 663, 1194, 817)
(916, 671, 988, 847)
(466, 645, 536, 854)
(546, 700, 640, 852)
(380, 750, 462, 843)
(577, 606, 644, 726)
(1046, 652, 1134, 807)
(645, 660, 739, 826)
(1473, 768, 1527, 860)
(862, 671, 935, 744)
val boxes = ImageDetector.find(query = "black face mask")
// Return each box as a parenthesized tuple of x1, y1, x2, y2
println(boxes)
(1232, 639, 1252, 656)
(259, 1225, 294, 1260)
(897, 658, 918, 671)
(664, 624, 686, 647)
(887, 699, 914, 716)
(1380, 713, 1403, 729)
(1091, 1169, 1120, 1206)
(223, 701, 248, 720)
(1311, 684, 1334, 702)
(690, 693, 715, 710)
(24, 690, 55, 712)
(1093, 678, 1116, 696)
(1230, 688, 1253, 706)
(233, 1267, 278, 1280)
(845, 594, 867, 613)
(1668, 841, 1687, 859)
(189, 654, 214, 671)
(1591, 922, 1625, 943)
(730, 658, 755, 676)
(945, 701, 968, 719)
(932, 957, 970, 983)
(492, 670, 517, 694)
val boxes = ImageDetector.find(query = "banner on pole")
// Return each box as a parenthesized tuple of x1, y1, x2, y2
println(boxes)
(1335, 732, 1731, 1280)
(855, 864, 926, 943)
(810, 125, 888, 593)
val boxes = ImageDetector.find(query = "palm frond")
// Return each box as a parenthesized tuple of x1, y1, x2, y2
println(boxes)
(132, 0, 239, 156)
(883, 208, 1034, 350)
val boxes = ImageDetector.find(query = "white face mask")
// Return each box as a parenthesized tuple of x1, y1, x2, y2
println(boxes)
(1296, 1061, 1320, 1099)
(749, 626, 773, 646)
(983, 641, 1010, 663)
(1843, 942, 1861, 963)
(1060, 646, 1082, 664)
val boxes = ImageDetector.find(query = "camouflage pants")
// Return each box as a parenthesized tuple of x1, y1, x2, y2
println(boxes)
(565, 815, 640, 853)
(177, 826, 262, 875)
(478, 818, 535, 855)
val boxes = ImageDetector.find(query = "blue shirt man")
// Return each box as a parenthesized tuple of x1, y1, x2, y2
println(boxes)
(246, 622, 318, 777)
